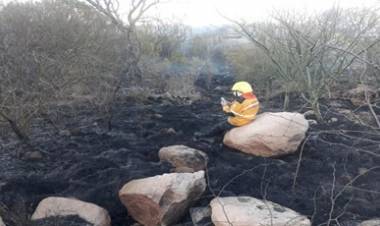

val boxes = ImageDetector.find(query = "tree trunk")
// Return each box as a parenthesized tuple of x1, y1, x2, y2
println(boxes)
(1, 114, 34, 150)
(283, 89, 290, 110)
(265, 79, 272, 104)
(312, 100, 323, 122)
(8, 119, 29, 143)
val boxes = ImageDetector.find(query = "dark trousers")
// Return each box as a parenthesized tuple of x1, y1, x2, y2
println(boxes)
(199, 121, 233, 138)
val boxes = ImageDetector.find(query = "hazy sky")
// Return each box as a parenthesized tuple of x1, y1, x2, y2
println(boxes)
(145, 0, 380, 27)
(2, 0, 379, 27)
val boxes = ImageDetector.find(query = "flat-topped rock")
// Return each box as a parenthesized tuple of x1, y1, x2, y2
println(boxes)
(224, 112, 309, 157)
(31, 197, 111, 226)
(159, 145, 208, 172)
(210, 196, 311, 226)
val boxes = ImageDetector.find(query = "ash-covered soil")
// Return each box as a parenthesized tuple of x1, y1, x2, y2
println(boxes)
(1, 93, 380, 226)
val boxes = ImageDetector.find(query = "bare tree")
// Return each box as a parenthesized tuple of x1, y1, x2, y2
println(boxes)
(139, 19, 188, 59)
(0, 0, 127, 147)
(82, 0, 160, 130)
(227, 7, 379, 120)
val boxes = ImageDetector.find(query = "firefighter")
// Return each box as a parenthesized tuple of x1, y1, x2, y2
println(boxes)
(222, 81, 260, 127)
(196, 81, 260, 139)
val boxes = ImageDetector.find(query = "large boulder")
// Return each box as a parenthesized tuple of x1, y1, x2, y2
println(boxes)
(31, 197, 111, 226)
(159, 145, 208, 172)
(223, 112, 309, 157)
(360, 219, 380, 226)
(119, 171, 206, 226)
(210, 196, 311, 226)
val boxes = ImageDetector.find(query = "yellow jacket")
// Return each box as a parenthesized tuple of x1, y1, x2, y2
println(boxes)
(223, 95, 260, 127)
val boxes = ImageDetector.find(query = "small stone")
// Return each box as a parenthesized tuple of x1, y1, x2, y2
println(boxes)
(166, 128, 176, 134)
(59, 130, 71, 136)
(190, 207, 212, 226)
(303, 110, 316, 118)
(329, 117, 338, 123)
(31, 197, 111, 226)
(153, 114, 163, 119)
(308, 119, 318, 126)
(23, 151, 43, 161)
(161, 128, 177, 135)
(159, 145, 208, 172)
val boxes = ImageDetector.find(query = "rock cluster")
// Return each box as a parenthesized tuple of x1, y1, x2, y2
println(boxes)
(27, 111, 317, 226)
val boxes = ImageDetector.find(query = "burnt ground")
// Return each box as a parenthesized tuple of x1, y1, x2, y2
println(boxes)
(1, 91, 380, 226)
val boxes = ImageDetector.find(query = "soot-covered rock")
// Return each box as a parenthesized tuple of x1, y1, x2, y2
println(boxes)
(31, 197, 111, 226)
(210, 196, 311, 226)
(223, 112, 309, 157)
(31, 215, 92, 226)
(190, 207, 212, 226)
(118, 171, 206, 226)
(159, 145, 208, 172)
(360, 219, 380, 226)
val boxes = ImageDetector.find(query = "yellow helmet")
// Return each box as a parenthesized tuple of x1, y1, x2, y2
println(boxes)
(231, 81, 253, 96)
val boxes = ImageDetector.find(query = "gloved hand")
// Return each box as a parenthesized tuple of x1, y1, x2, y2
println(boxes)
(220, 97, 230, 106)
(223, 104, 230, 112)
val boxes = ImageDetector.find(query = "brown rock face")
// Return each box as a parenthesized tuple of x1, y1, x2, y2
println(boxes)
(223, 112, 309, 157)
(210, 196, 311, 226)
(159, 145, 208, 172)
(119, 171, 206, 226)
(31, 197, 111, 226)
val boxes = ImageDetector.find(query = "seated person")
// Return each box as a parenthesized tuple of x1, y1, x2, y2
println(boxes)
(222, 81, 260, 127)
(196, 81, 260, 139)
